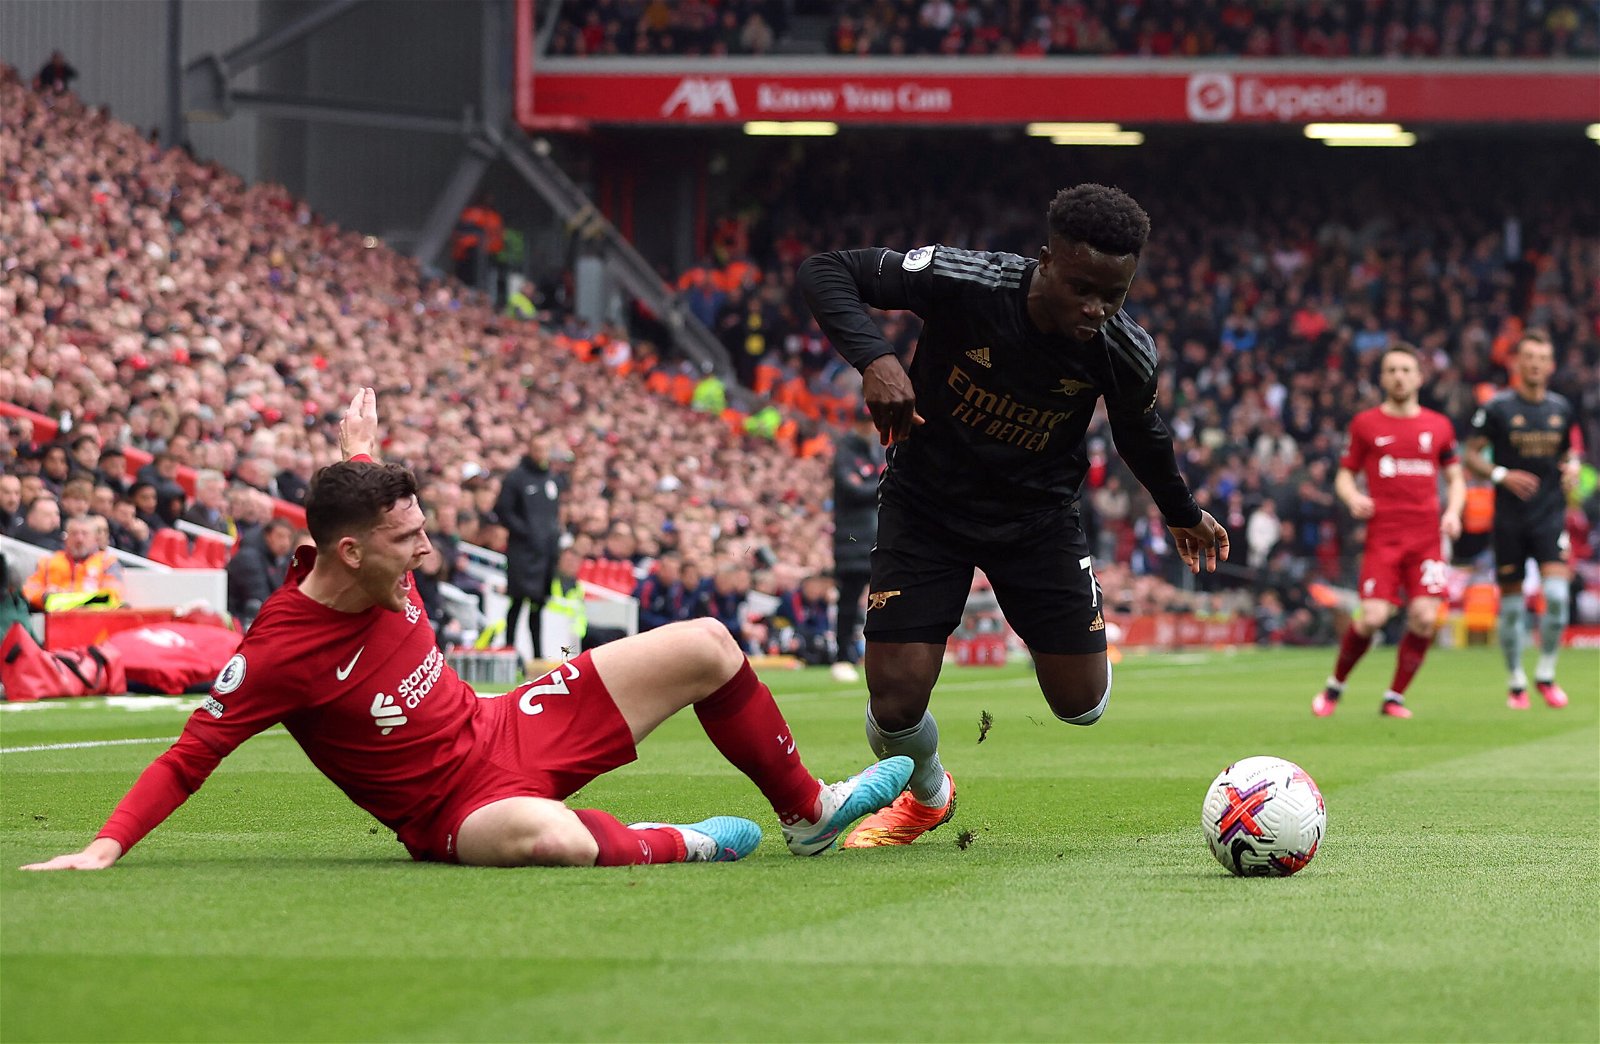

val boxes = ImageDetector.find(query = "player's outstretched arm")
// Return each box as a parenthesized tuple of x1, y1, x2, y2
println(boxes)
(20, 729, 227, 871)
(339, 386, 379, 462)
(21, 837, 123, 872)
(1168, 512, 1230, 575)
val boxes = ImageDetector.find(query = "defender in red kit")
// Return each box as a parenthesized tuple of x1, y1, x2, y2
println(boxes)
(1313, 346, 1466, 719)
(23, 389, 911, 872)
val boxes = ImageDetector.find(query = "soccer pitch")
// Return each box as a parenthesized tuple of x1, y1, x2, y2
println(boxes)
(3, 645, 1596, 1042)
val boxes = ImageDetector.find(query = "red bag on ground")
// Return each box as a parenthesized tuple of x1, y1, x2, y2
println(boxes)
(103, 622, 242, 694)
(1, 622, 127, 701)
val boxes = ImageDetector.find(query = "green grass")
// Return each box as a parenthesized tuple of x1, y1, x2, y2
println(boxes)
(2, 646, 1597, 1042)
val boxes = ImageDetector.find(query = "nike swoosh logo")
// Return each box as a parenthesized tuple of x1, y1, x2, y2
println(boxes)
(1374, 436, 1396, 446)
(336, 647, 364, 681)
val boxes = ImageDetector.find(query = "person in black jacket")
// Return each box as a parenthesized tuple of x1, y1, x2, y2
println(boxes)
(226, 518, 293, 628)
(830, 405, 883, 682)
(494, 432, 565, 664)
(799, 183, 1228, 848)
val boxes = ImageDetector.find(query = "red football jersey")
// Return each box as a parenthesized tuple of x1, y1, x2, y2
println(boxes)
(99, 547, 489, 852)
(1340, 406, 1459, 534)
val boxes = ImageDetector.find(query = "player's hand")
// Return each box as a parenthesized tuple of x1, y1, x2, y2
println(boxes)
(1344, 493, 1376, 520)
(1500, 469, 1540, 500)
(1441, 512, 1462, 541)
(339, 387, 379, 461)
(862, 355, 924, 447)
(1168, 511, 1229, 575)
(20, 838, 122, 871)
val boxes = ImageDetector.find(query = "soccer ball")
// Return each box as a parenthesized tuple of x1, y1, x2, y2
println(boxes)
(1201, 756, 1325, 877)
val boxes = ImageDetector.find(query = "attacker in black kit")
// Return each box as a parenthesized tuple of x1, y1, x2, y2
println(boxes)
(1463, 330, 1582, 710)
(799, 183, 1228, 847)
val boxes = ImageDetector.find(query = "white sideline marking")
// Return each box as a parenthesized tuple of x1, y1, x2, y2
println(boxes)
(2, 736, 180, 755)
(1, 732, 289, 755)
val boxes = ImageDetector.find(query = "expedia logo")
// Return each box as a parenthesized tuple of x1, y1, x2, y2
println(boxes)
(867, 590, 902, 611)
(1187, 73, 1234, 122)
(662, 77, 739, 118)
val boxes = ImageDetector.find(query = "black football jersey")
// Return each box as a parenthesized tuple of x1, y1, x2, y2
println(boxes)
(1469, 389, 1576, 520)
(801, 245, 1198, 541)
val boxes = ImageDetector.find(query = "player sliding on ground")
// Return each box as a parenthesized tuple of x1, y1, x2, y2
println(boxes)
(22, 389, 911, 871)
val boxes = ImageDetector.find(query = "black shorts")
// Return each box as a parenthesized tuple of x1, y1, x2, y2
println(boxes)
(1493, 509, 1570, 580)
(865, 494, 1106, 655)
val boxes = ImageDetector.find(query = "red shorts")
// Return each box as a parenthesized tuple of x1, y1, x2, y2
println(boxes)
(402, 651, 638, 862)
(1358, 527, 1448, 605)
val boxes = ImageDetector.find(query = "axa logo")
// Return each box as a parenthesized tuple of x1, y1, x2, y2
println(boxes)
(662, 77, 739, 118)
(371, 692, 408, 735)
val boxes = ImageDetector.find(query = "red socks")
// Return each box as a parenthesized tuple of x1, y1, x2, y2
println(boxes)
(1389, 630, 1433, 697)
(1333, 626, 1373, 684)
(574, 809, 685, 866)
(694, 660, 821, 824)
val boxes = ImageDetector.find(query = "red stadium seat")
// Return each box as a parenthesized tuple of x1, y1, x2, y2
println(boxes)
(192, 539, 231, 569)
(147, 528, 191, 568)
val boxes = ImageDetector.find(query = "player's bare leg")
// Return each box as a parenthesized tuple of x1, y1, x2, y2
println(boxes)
(846, 641, 957, 847)
(456, 796, 760, 867)
(1034, 650, 1111, 723)
(456, 797, 600, 866)
(1315, 598, 1393, 716)
(1533, 562, 1572, 708)
(595, 619, 910, 856)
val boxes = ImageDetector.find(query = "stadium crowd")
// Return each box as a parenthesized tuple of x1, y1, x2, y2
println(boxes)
(3, 59, 1597, 657)
(0, 64, 837, 652)
(546, 0, 1600, 59)
(671, 130, 1599, 637)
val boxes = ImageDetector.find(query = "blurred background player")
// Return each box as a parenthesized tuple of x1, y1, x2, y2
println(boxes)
(800, 184, 1227, 847)
(22, 389, 912, 873)
(1313, 345, 1465, 718)
(1464, 331, 1583, 709)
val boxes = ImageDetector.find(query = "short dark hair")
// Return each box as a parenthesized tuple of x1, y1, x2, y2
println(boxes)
(1517, 328, 1553, 352)
(1046, 184, 1150, 257)
(304, 461, 418, 548)
(1381, 343, 1421, 366)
